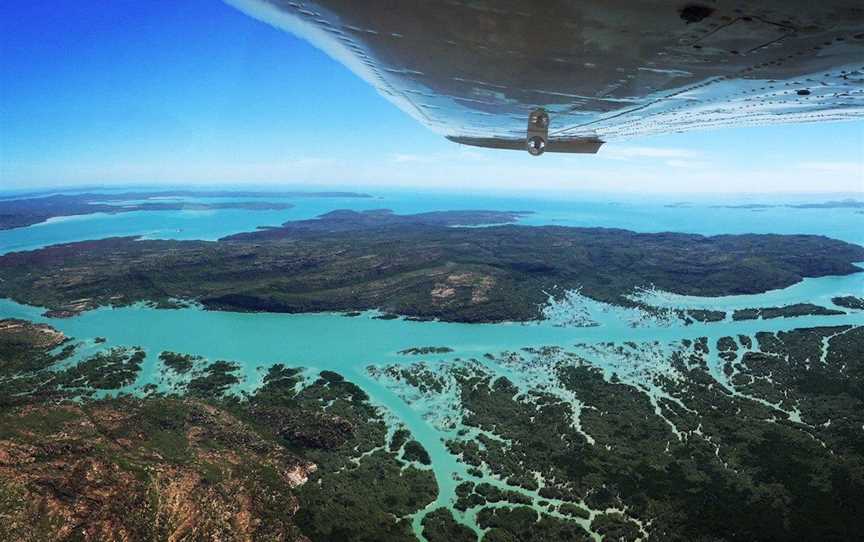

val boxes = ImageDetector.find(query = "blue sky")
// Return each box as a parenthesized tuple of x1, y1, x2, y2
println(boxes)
(1, 0, 862, 194)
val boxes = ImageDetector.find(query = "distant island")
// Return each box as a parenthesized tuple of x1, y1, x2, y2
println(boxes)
(1, 208, 861, 323)
(0, 190, 372, 230)
(709, 198, 864, 210)
(225, 208, 533, 238)
(790, 199, 864, 209)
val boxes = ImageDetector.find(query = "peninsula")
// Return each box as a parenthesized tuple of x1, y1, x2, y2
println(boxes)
(0, 209, 861, 322)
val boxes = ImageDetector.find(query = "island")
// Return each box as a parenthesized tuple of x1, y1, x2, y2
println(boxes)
(0, 190, 372, 230)
(399, 346, 455, 355)
(711, 198, 864, 210)
(833, 296, 864, 310)
(731, 303, 846, 321)
(0, 209, 861, 323)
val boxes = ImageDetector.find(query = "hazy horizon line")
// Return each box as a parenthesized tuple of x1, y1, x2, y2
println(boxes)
(0, 180, 864, 198)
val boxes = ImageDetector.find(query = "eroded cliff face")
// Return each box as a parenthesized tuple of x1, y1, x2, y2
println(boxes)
(0, 399, 314, 542)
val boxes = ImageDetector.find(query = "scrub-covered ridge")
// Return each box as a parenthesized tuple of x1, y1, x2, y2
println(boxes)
(0, 209, 861, 322)
(0, 321, 436, 542)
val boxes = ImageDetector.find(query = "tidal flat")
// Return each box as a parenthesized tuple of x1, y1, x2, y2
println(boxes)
(0, 192, 863, 541)
(0, 265, 862, 541)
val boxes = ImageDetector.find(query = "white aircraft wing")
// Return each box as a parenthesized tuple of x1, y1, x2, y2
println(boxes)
(228, 0, 864, 154)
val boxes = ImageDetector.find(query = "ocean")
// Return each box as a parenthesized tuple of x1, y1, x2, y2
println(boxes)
(0, 186, 862, 535)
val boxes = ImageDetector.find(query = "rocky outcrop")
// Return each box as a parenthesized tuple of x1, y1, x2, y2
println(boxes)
(0, 400, 312, 541)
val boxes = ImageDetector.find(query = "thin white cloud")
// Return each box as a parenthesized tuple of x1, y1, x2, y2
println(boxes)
(5, 144, 861, 195)
(665, 159, 711, 169)
(456, 148, 490, 161)
(391, 148, 490, 164)
(391, 153, 431, 163)
(601, 146, 702, 160)
(796, 161, 863, 175)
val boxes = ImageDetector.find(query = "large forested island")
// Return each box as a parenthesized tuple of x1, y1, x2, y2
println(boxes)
(0, 209, 862, 322)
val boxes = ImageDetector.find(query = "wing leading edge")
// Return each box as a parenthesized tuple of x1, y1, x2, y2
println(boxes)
(227, 0, 864, 155)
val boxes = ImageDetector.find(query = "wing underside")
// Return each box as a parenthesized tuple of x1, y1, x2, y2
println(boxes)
(228, 0, 864, 153)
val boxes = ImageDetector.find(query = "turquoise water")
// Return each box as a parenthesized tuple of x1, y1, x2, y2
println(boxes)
(629, 264, 864, 311)
(0, 266, 861, 537)
(0, 188, 861, 254)
(0, 188, 862, 539)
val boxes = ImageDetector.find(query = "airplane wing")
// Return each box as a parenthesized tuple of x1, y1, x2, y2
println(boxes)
(227, 0, 864, 154)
